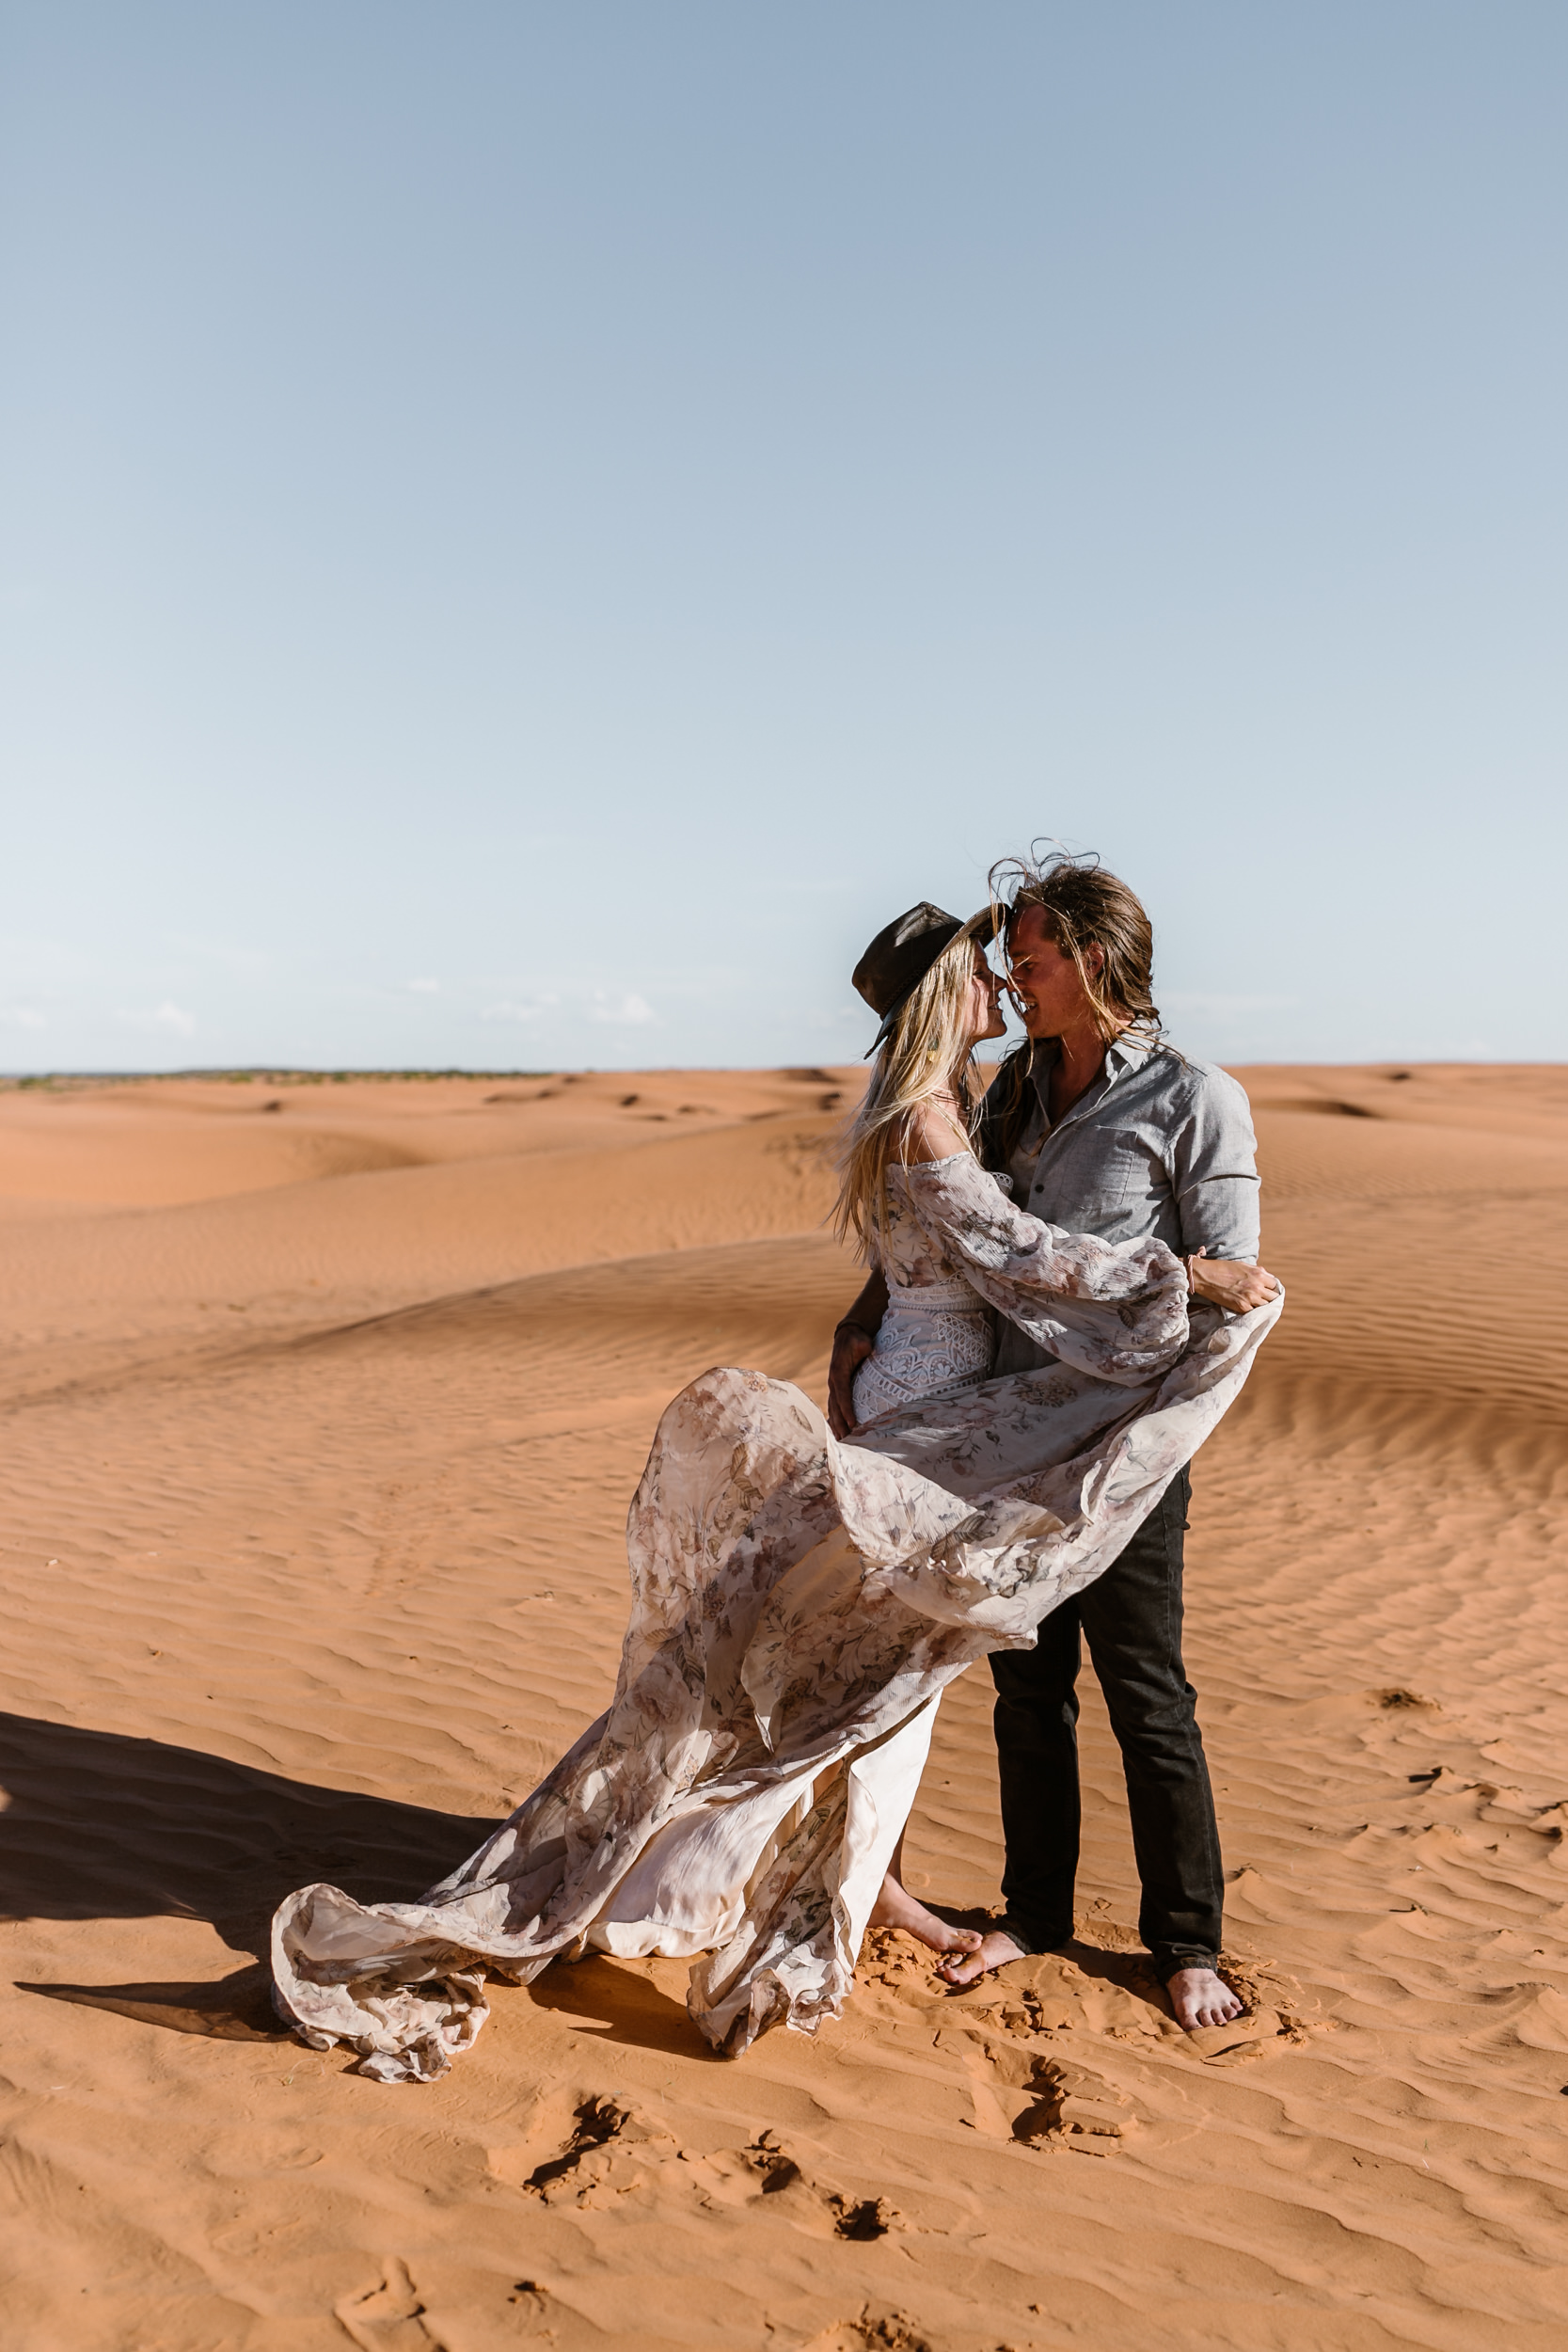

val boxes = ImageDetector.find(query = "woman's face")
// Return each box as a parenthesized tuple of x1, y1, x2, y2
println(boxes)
(962, 943, 1007, 1049)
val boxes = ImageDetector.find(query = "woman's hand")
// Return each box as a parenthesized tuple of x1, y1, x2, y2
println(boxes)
(1185, 1252, 1281, 1314)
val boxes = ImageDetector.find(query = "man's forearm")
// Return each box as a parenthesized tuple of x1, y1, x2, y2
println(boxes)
(827, 1270, 886, 1439)
(838, 1270, 888, 1336)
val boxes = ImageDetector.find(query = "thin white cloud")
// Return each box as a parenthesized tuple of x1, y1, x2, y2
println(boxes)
(481, 999, 545, 1023)
(114, 1001, 197, 1037)
(588, 992, 655, 1026)
(0, 1006, 46, 1029)
(407, 977, 440, 993)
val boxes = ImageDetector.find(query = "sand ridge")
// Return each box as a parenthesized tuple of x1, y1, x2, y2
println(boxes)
(1, 1064, 1565, 2349)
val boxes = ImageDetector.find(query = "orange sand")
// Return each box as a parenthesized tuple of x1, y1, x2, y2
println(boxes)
(1, 1062, 1565, 2350)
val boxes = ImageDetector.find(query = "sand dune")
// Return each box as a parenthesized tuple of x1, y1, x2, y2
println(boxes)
(2, 1065, 1566, 2350)
(0, 1070, 850, 1210)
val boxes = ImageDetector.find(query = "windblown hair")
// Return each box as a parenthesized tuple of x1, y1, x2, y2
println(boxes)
(833, 918, 990, 1262)
(981, 846, 1165, 1171)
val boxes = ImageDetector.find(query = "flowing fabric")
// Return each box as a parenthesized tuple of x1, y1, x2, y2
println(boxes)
(272, 1155, 1280, 2080)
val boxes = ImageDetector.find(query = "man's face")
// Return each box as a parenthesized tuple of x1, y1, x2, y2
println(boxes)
(1005, 905, 1100, 1041)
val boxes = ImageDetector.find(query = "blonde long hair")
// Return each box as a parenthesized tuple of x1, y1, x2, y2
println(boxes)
(833, 916, 991, 1260)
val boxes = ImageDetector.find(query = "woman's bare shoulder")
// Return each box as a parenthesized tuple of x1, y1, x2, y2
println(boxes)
(900, 1102, 974, 1165)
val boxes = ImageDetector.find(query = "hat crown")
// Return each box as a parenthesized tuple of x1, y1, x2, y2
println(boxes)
(851, 902, 963, 1020)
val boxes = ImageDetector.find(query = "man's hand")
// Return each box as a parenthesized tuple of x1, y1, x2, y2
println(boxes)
(828, 1321, 876, 1438)
(827, 1271, 888, 1438)
(1186, 1253, 1281, 1314)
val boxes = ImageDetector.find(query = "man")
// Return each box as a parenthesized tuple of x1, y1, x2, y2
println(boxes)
(828, 851, 1275, 2032)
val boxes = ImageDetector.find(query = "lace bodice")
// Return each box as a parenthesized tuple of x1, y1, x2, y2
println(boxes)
(852, 1161, 1002, 1422)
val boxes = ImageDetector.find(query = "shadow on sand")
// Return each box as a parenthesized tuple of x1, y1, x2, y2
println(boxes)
(938, 1902, 1175, 2010)
(1, 1708, 495, 2044)
(524, 1952, 722, 2059)
(3, 1712, 1163, 2058)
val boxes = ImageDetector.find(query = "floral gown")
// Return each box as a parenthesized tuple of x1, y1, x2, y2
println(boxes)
(272, 1153, 1280, 2080)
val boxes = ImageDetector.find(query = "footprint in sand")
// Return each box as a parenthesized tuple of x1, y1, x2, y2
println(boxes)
(490, 2094, 904, 2239)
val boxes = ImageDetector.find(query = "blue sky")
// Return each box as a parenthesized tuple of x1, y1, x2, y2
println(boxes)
(4, 3, 1565, 1072)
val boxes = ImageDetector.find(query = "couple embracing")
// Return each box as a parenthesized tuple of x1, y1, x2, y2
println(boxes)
(274, 848, 1281, 2081)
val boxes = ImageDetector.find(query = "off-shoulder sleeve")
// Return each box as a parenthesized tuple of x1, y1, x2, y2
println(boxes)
(897, 1153, 1188, 1385)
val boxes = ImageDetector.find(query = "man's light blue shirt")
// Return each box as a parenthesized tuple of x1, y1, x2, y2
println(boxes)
(986, 1034, 1261, 1379)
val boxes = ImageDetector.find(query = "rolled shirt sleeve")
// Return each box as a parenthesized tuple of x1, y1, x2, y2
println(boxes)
(1167, 1066, 1261, 1263)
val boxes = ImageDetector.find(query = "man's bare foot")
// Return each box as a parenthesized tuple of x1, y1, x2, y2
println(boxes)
(936, 1927, 1028, 1987)
(868, 1873, 984, 1958)
(1165, 1965, 1243, 2030)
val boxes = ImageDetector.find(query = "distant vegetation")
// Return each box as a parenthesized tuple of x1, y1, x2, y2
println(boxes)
(0, 1069, 557, 1089)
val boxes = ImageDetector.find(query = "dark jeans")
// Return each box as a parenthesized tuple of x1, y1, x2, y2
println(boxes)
(988, 1466, 1223, 1977)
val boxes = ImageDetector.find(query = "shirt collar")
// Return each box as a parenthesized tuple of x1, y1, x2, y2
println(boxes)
(1105, 1030, 1154, 1074)
(1028, 1028, 1153, 1079)
(1025, 1028, 1156, 1120)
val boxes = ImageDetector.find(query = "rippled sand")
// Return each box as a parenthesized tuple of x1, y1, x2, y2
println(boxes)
(2, 1061, 1565, 2350)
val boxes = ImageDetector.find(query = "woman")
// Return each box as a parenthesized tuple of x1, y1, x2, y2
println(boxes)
(272, 905, 1280, 2081)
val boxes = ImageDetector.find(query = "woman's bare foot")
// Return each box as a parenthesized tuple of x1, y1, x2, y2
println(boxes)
(869, 1872, 984, 1958)
(1165, 1965, 1243, 2030)
(936, 1927, 1028, 1986)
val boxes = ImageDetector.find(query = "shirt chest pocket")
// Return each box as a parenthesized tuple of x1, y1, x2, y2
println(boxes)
(1085, 1127, 1164, 1210)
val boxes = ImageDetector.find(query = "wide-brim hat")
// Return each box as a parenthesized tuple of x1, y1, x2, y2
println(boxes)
(852, 901, 1002, 1057)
